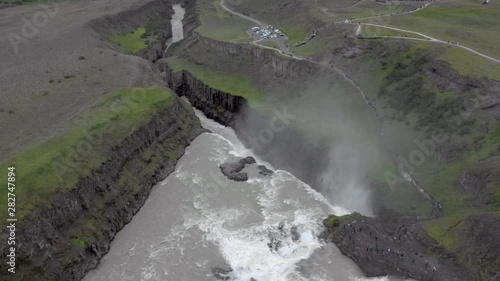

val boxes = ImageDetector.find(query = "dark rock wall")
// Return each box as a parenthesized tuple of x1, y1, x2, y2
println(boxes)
(0, 96, 203, 281)
(320, 213, 474, 281)
(161, 63, 247, 125)
(196, 34, 316, 79)
(160, 59, 330, 192)
(88, 0, 175, 62)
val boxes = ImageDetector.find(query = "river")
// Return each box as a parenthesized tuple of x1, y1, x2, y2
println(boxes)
(83, 108, 406, 281)
(165, 4, 185, 52)
(84, 4, 405, 280)
(170, 4, 185, 43)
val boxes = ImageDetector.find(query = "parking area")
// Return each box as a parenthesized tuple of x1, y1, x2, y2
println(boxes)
(250, 25, 285, 39)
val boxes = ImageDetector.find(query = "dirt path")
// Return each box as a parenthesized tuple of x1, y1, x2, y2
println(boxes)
(221, 0, 295, 55)
(323, 0, 500, 64)
(349, 0, 434, 22)
(219, 0, 442, 212)
(356, 23, 500, 64)
(220, 0, 264, 26)
(320, 0, 366, 18)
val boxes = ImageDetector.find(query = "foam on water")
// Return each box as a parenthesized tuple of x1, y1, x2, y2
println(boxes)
(83, 108, 401, 281)
(196, 109, 275, 169)
(170, 4, 185, 43)
(351, 277, 391, 281)
(170, 110, 360, 280)
(186, 205, 325, 281)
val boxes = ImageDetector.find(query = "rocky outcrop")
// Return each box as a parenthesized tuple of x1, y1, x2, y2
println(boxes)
(455, 213, 500, 281)
(0, 96, 204, 281)
(290, 226, 300, 242)
(320, 213, 474, 281)
(219, 156, 256, 182)
(179, 0, 198, 39)
(456, 155, 499, 208)
(258, 165, 274, 176)
(212, 264, 232, 280)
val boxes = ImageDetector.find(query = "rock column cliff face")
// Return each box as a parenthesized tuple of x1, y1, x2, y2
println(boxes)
(159, 2, 328, 181)
(2, 97, 203, 281)
(179, 0, 198, 39)
(159, 59, 330, 188)
(0, 1, 208, 280)
(161, 63, 247, 125)
(196, 34, 316, 79)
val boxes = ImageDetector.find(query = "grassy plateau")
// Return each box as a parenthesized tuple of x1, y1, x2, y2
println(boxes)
(109, 27, 148, 53)
(0, 87, 174, 221)
(167, 56, 263, 104)
(196, 0, 253, 42)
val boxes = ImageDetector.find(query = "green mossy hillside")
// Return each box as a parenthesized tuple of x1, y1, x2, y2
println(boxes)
(0, 87, 174, 221)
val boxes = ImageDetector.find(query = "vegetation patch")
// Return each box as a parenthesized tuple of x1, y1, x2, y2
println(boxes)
(196, 0, 253, 42)
(440, 46, 500, 80)
(420, 122, 498, 217)
(423, 216, 466, 251)
(491, 123, 500, 143)
(323, 213, 359, 228)
(0, 87, 174, 221)
(377, 44, 500, 217)
(260, 41, 280, 49)
(330, 1, 422, 19)
(70, 238, 86, 249)
(279, 25, 309, 46)
(379, 50, 466, 133)
(291, 29, 339, 57)
(0, 0, 51, 6)
(422, 212, 500, 280)
(109, 27, 148, 53)
(435, 91, 457, 102)
(382, 0, 500, 58)
(167, 56, 263, 104)
(360, 25, 427, 39)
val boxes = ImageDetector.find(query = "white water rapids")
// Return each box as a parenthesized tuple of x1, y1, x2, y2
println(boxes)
(170, 4, 185, 43)
(84, 5, 404, 281)
(83, 109, 401, 281)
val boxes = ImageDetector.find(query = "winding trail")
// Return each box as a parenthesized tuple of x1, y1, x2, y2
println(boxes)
(330, 0, 366, 11)
(358, 23, 433, 40)
(220, 0, 295, 55)
(220, 0, 442, 212)
(320, 0, 366, 18)
(348, 0, 434, 22)
(220, 0, 264, 26)
(324, 0, 500, 64)
(356, 23, 500, 64)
